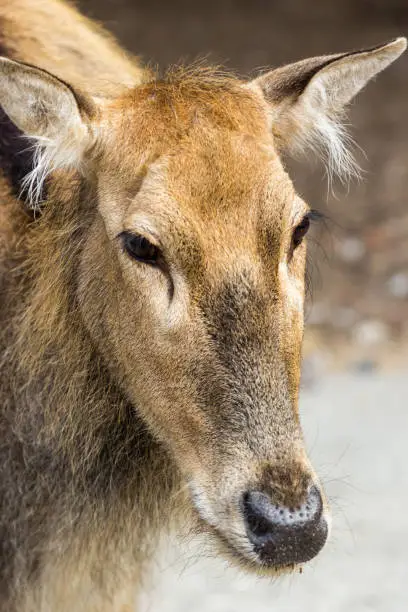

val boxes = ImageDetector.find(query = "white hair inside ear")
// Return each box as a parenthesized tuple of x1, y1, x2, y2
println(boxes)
(0, 56, 94, 208)
(248, 38, 407, 182)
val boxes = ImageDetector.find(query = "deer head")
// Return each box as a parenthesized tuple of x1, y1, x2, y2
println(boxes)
(0, 38, 405, 571)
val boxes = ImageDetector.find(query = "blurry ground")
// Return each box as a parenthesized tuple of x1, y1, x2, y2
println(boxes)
(139, 372, 408, 612)
(78, 0, 408, 370)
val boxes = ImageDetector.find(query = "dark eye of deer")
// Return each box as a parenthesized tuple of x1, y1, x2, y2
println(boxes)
(292, 215, 311, 249)
(121, 232, 160, 264)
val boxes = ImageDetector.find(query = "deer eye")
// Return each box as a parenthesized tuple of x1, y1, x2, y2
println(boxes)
(121, 232, 160, 264)
(292, 214, 311, 249)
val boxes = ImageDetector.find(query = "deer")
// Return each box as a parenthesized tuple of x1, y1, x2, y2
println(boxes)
(0, 0, 405, 610)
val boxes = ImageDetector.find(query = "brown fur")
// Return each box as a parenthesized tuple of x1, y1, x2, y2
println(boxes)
(0, 1, 405, 610)
(0, 0, 144, 91)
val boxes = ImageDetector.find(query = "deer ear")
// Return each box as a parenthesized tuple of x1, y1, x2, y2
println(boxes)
(0, 57, 95, 204)
(248, 38, 406, 178)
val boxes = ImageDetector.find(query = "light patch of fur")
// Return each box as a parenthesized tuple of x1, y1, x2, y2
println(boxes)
(188, 481, 262, 567)
(21, 124, 90, 208)
(279, 261, 303, 314)
(188, 481, 219, 528)
(283, 87, 360, 185)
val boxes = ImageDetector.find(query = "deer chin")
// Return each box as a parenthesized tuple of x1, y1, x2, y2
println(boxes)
(188, 481, 298, 576)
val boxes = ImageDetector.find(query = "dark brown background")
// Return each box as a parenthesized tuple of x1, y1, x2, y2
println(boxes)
(79, 0, 408, 363)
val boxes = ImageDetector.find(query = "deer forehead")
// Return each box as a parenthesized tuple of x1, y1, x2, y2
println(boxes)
(98, 119, 303, 253)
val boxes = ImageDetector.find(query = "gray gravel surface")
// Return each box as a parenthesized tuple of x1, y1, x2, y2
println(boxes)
(140, 373, 408, 612)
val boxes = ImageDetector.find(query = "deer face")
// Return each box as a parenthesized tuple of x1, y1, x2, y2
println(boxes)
(0, 38, 404, 572)
(88, 94, 318, 568)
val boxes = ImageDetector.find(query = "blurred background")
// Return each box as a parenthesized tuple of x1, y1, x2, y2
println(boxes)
(77, 1, 408, 610)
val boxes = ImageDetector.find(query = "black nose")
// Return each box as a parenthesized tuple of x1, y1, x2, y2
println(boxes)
(242, 486, 328, 566)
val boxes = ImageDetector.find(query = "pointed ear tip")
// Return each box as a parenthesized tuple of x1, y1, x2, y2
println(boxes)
(385, 37, 407, 56)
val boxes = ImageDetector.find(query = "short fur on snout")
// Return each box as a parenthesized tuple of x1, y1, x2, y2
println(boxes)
(0, 1, 406, 610)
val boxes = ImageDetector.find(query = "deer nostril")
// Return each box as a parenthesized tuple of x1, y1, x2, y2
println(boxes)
(241, 486, 328, 566)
